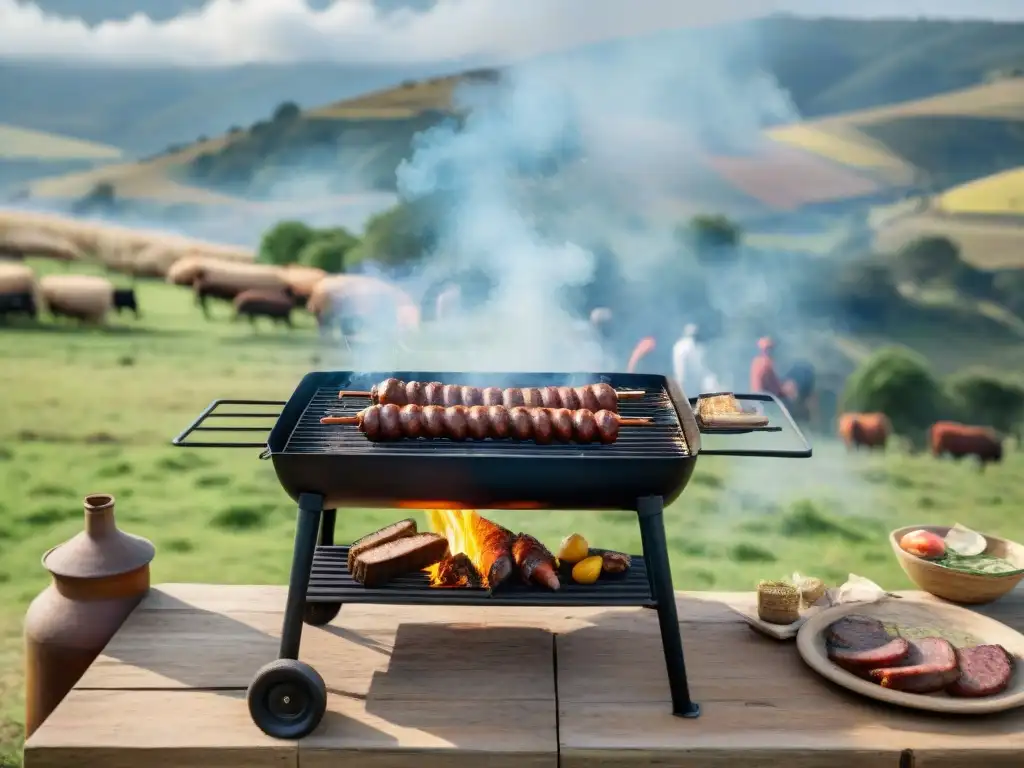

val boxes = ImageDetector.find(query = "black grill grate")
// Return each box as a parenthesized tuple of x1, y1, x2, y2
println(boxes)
(283, 386, 690, 458)
(307, 545, 655, 607)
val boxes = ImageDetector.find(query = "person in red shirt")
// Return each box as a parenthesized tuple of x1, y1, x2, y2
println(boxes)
(750, 337, 797, 402)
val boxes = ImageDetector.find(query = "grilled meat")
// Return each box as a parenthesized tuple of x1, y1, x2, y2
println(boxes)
(323, 404, 646, 444)
(869, 637, 959, 693)
(359, 378, 626, 412)
(346, 518, 417, 572)
(947, 645, 1015, 697)
(512, 533, 560, 590)
(351, 533, 449, 587)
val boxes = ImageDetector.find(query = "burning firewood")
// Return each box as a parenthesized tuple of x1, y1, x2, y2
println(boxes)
(512, 533, 561, 590)
(433, 552, 483, 588)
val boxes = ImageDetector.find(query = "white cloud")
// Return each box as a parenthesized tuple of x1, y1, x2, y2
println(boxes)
(0, 0, 1021, 67)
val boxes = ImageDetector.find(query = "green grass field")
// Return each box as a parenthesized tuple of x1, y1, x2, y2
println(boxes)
(1, 259, 1023, 764)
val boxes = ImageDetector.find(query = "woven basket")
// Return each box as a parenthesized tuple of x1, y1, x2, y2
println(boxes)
(799, 577, 827, 608)
(757, 580, 801, 625)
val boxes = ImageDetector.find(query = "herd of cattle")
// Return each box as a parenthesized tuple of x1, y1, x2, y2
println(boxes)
(0, 256, 421, 333)
(837, 412, 1005, 468)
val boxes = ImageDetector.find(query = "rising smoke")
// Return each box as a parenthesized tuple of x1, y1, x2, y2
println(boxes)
(363, 23, 802, 378)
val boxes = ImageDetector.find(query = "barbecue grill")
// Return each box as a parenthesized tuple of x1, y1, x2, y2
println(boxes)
(173, 370, 811, 740)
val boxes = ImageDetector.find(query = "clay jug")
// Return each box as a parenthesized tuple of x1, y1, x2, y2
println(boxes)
(24, 493, 155, 738)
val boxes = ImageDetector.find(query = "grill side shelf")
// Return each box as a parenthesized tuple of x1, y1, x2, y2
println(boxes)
(690, 392, 812, 458)
(171, 399, 285, 449)
(309, 546, 656, 607)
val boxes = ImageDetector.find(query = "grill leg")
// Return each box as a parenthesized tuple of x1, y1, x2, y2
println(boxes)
(304, 509, 342, 627)
(279, 493, 322, 659)
(319, 509, 336, 547)
(637, 495, 701, 718)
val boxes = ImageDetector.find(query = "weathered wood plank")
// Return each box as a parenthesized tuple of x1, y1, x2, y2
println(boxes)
(77, 610, 554, 702)
(138, 584, 751, 627)
(300, 696, 557, 768)
(557, 621, 905, 768)
(22, 690, 295, 768)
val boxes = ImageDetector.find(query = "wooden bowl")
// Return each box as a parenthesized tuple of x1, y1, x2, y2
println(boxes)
(890, 525, 1024, 605)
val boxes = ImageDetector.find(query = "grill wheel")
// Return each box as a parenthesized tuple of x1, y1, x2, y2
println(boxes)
(247, 659, 327, 739)
(303, 602, 342, 626)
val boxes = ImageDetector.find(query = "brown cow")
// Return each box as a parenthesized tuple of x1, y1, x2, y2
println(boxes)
(930, 421, 1003, 469)
(838, 412, 891, 450)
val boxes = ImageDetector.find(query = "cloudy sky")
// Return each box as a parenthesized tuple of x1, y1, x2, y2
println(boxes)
(1, 0, 1021, 66)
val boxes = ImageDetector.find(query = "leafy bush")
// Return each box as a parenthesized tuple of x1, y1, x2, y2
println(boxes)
(892, 236, 961, 284)
(298, 228, 359, 273)
(891, 235, 993, 297)
(841, 346, 950, 441)
(825, 257, 906, 328)
(258, 220, 317, 266)
(945, 369, 1024, 435)
(679, 214, 742, 264)
(273, 101, 301, 123)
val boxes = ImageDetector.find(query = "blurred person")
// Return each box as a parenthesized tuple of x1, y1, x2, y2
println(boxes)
(626, 336, 657, 373)
(672, 323, 719, 397)
(750, 337, 798, 402)
(435, 283, 461, 321)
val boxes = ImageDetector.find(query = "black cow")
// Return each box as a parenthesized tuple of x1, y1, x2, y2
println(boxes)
(0, 291, 37, 320)
(232, 289, 294, 329)
(112, 288, 140, 318)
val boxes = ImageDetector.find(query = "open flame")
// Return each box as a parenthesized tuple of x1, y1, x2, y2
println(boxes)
(423, 509, 562, 591)
(424, 510, 489, 587)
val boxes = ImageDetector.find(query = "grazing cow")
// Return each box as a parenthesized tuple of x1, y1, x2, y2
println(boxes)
(193, 275, 239, 319)
(838, 412, 891, 450)
(112, 288, 140, 318)
(233, 289, 294, 328)
(0, 291, 37, 320)
(930, 421, 1003, 469)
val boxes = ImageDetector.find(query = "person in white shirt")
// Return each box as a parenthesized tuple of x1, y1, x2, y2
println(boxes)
(672, 323, 719, 396)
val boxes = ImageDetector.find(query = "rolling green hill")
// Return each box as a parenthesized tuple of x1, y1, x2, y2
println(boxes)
(6, 15, 1024, 157)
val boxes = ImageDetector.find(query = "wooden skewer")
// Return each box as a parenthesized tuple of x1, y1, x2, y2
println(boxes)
(339, 387, 647, 399)
(319, 412, 653, 426)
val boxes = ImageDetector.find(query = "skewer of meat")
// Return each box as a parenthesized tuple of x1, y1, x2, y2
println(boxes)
(339, 378, 644, 413)
(320, 404, 652, 444)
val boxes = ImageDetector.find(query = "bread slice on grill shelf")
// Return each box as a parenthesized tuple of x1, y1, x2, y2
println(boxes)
(346, 518, 417, 572)
(696, 393, 768, 428)
(351, 533, 449, 587)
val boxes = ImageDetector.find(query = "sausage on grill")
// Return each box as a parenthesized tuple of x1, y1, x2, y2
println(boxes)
(352, 378, 636, 412)
(322, 404, 648, 444)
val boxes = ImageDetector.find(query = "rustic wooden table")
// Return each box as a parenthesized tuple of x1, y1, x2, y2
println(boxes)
(23, 584, 1024, 768)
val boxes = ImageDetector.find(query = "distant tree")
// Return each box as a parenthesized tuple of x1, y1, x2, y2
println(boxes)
(71, 182, 117, 214)
(272, 102, 301, 123)
(892, 235, 962, 285)
(841, 346, 950, 443)
(298, 228, 360, 273)
(356, 199, 439, 267)
(945, 369, 1024, 437)
(196, 135, 208, 143)
(258, 220, 317, 266)
(826, 257, 906, 327)
(680, 214, 742, 264)
(227, 125, 243, 134)
(993, 269, 1024, 316)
